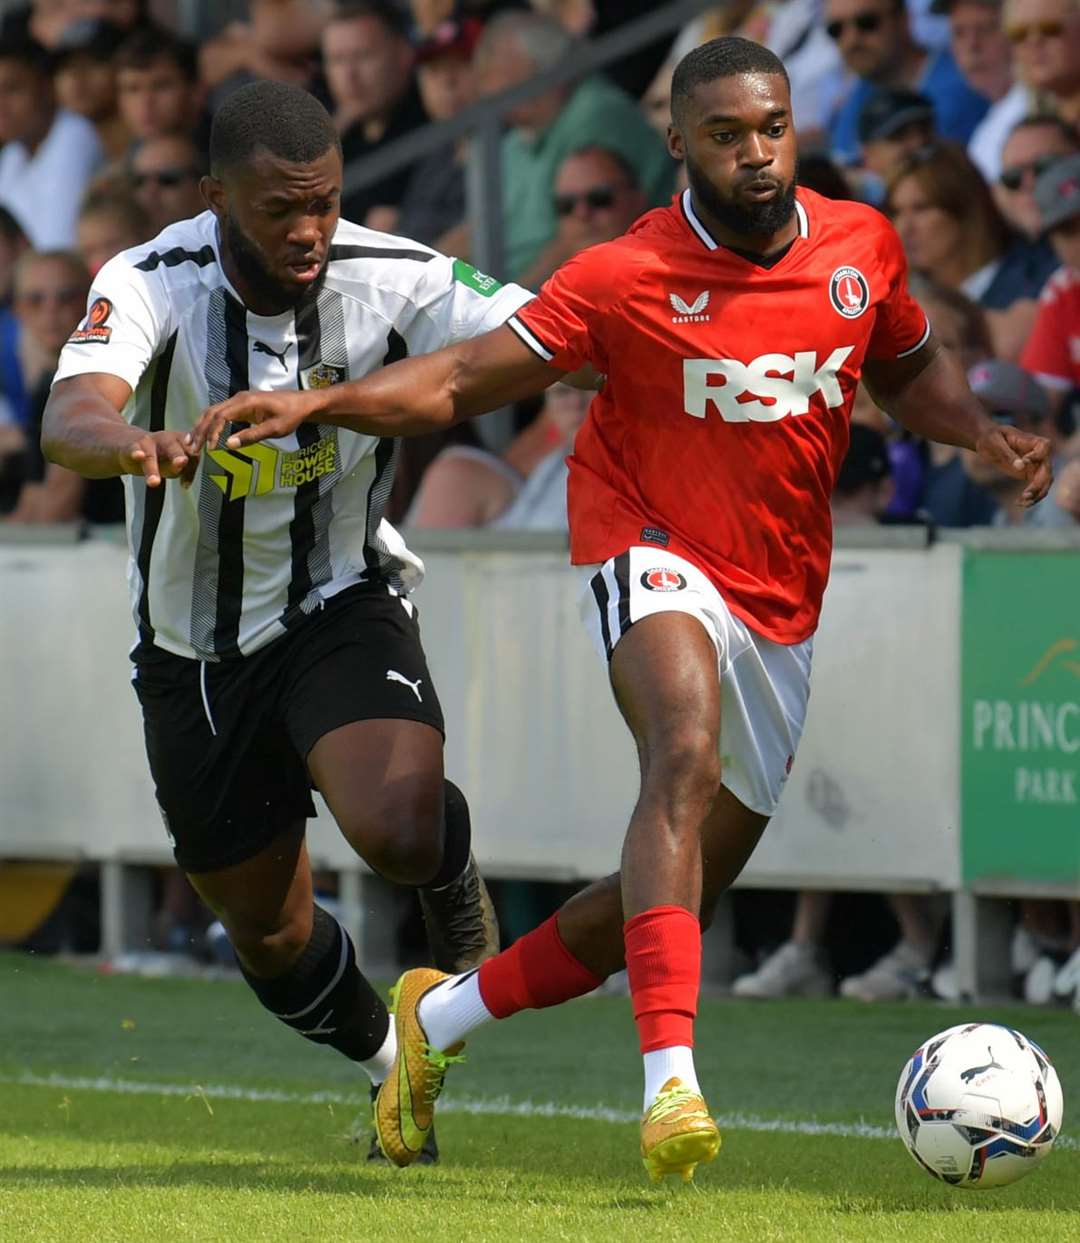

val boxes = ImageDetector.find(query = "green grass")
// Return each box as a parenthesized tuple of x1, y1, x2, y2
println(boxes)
(2, 951, 1079, 1242)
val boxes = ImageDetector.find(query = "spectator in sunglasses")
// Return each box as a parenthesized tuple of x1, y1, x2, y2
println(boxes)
(972, 0, 1080, 177)
(466, 11, 672, 280)
(1005, 0, 1080, 121)
(994, 113, 1080, 236)
(519, 145, 646, 289)
(129, 133, 205, 232)
(824, 0, 989, 162)
(887, 140, 1058, 355)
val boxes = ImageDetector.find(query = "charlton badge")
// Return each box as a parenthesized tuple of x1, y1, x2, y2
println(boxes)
(641, 567, 686, 592)
(829, 266, 870, 319)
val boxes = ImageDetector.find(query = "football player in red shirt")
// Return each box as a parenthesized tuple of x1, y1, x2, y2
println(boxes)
(190, 38, 1052, 1182)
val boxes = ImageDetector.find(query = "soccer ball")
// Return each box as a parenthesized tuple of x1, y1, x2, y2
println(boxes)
(895, 1022, 1063, 1188)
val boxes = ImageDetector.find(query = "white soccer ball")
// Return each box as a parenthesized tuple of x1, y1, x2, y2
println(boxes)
(895, 1022, 1063, 1189)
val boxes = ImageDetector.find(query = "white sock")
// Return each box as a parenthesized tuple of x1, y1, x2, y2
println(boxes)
(359, 1019, 397, 1085)
(643, 1046, 699, 1112)
(418, 969, 494, 1051)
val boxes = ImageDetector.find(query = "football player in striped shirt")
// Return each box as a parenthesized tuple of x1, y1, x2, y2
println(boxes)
(41, 79, 539, 1163)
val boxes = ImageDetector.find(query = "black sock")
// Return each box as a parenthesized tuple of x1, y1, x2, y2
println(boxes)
(423, 779, 473, 890)
(241, 905, 389, 1063)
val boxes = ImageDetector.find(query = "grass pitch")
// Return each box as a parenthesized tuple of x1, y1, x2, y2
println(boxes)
(2, 951, 1079, 1242)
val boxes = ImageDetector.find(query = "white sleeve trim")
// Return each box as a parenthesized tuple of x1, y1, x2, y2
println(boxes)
(896, 315, 931, 359)
(507, 315, 555, 362)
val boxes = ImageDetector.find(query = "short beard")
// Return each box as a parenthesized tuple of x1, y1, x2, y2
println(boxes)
(684, 151, 797, 242)
(224, 215, 321, 311)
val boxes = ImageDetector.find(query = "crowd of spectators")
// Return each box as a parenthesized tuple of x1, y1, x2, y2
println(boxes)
(0, 0, 1078, 1003)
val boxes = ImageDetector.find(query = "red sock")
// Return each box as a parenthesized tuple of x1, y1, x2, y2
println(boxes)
(477, 913, 604, 1019)
(624, 905, 700, 1053)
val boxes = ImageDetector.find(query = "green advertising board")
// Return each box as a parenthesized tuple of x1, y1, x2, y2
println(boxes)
(962, 550, 1080, 886)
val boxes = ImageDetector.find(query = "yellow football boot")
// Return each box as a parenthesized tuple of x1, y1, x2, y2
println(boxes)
(640, 1077, 721, 1184)
(374, 968, 464, 1167)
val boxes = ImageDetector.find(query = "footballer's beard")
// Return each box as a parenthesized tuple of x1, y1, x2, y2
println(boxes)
(684, 151, 797, 242)
(224, 214, 324, 311)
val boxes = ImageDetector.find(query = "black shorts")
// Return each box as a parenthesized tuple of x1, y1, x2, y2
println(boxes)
(133, 583, 444, 874)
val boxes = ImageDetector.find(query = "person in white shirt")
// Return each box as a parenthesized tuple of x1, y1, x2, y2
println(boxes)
(0, 37, 104, 249)
(41, 80, 532, 1164)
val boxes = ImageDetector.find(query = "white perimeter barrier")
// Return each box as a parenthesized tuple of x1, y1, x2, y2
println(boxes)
(1, 531, 959, 885)
(0, 527, 1008, 991)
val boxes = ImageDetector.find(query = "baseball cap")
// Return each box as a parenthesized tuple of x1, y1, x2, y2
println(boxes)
(857, 88, 935, 146)
(1034, 153, 1080, 233)
(967, 359, 1051, 422)
(414, 17, 483, 64)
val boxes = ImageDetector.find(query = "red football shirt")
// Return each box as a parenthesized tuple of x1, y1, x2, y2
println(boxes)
(508, 187, 929, 644)
(1020, 266, 1080, 394)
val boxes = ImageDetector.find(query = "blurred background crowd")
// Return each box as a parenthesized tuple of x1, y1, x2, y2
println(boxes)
(1, 0, 1079, 1010)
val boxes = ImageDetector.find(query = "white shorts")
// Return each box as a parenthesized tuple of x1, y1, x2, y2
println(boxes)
(579, 546, 813, 817)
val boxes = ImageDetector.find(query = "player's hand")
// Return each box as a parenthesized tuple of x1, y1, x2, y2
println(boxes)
(119, 431, 198, 489)
(972, 424, 1054, 507)
(187, 389, 324, 455)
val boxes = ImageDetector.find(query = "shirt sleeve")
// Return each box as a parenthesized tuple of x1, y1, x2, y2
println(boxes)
(52, 252, 171, 393)
(1020, 282, 1077, 391)
(866, 218, 931, 361)
(401, 254, 534, 355)
(506, 245, 624, 373)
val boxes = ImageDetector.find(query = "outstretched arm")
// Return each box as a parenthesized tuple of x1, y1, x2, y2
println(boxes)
(43, 373, 197, 487)
(863, 336, 1053, 508)
(189, 324, 563, 453)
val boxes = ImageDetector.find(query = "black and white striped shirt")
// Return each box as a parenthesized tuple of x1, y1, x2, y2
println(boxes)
(55, 212, 532, 661)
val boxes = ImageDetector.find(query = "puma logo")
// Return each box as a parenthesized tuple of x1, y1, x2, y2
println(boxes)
(254, 340, 291, 369)
(960, 1047, 1005, 1083)
(386, 669, 423, 702)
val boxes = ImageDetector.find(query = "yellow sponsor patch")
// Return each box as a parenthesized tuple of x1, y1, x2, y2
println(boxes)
(206, 437, 338, 500)
(280, 437, 337, 489)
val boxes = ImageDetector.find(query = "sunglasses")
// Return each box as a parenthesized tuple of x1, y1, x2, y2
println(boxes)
(554, 186, 618, 216)
(1006, 20, 1065, 43)
(826, 12, 884, 39)
(999, 155, 1061, 191)
(132, 167, 198, 190)
(19, 286, 85, 308)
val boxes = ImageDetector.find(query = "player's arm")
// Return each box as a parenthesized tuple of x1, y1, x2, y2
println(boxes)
(189, 324, 564, 453)
(42, 254, 184, 486)
(42, 373, 196, 487)
(862, 336, 1052, 508)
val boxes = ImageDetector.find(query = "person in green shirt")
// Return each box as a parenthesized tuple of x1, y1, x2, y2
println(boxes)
(473, 11, 676, 280)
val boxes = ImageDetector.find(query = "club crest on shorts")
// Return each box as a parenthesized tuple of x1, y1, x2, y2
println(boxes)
(829, 266, 870, 318)
(641, 567, 686, 592)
